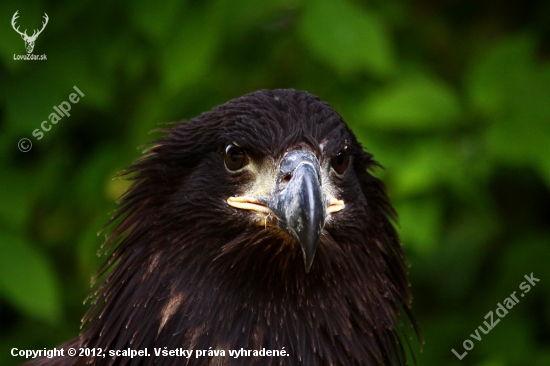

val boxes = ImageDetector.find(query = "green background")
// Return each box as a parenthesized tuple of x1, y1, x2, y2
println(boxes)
(1, 0, 549, 365)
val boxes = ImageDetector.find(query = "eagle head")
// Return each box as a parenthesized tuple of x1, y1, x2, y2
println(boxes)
(29, 89, 417, 366)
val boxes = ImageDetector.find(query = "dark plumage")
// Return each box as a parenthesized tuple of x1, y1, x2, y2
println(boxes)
(26, 89, 417, 366)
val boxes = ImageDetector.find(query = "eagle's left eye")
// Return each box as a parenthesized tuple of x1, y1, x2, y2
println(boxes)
(225, 144, 249, 171)
(331, 148, 350, 176)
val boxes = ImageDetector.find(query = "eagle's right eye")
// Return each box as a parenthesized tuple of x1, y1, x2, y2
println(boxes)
(224, 144, 249, 171)
(331, 148, 350, 176)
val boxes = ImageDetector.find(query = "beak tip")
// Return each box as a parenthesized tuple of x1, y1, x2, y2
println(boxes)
(304, 257, 314, 273)
(301, 240, 318, 273)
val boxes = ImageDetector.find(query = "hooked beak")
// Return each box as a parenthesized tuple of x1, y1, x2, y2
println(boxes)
(228, 150, 344, 272)
(266, 150, 325, 272)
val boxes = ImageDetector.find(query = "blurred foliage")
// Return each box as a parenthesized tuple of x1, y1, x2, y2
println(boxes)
(1, 0, 549, 365)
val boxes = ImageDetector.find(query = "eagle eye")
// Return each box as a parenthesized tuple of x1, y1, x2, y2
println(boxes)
(224, 144, 249, 171)
(331, 148, 350, 175)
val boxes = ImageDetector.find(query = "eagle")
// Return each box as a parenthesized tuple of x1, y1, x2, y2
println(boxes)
(25, 89, 417, 366)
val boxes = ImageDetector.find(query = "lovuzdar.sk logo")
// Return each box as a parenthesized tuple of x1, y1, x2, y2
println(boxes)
(12, 10, 48, 61)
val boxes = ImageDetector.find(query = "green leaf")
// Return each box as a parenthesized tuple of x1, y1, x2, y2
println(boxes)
(219, 0, 301, 35)
(160, 6, 222, 94)
(483, 65, 550, 165)
(466, 35, 536, 116)
(468, 36, 550, 170)
(0, 171, 34, 232)
(395, 197, 443, 254)
(0, 233, 62, 324)
(4, 67, 69, 136)
(299, 0, 395, 76)
(389, 140, 445, 197)
(130, 0, 184, 42)
(361, 74, 461, 129)
(465, 34, 550, 168)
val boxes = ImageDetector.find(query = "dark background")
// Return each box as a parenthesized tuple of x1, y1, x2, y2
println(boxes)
(1, 0, 550, 365)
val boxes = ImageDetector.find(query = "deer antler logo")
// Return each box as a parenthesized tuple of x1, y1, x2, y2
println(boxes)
(11, 11, 49, 54)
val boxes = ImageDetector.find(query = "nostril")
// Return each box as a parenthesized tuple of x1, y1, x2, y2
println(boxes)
(282, 174, 292, 183)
